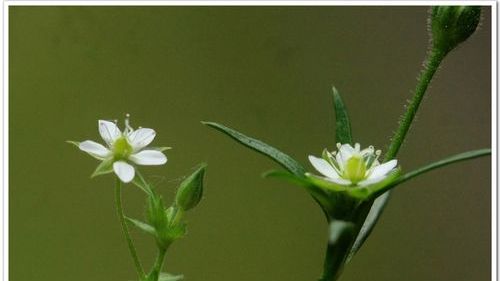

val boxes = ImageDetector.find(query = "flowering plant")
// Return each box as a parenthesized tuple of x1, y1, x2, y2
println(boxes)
(70, 115, 206, 281)
(204, 6, 489, 281)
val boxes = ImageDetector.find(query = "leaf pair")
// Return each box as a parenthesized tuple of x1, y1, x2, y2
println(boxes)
(203, 86, 491, 266)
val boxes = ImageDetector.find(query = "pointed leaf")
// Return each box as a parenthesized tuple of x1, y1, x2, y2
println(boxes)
(263, 170, 312, 187)
(125, 216, 156, 236)
(90, 158, 114, 178)
(346, 148, 490, 262)
(394, 148, 491, 186)
(332, 86, 352, 145)
(203, 121, 306, 177)
(263, 170, 335, 217)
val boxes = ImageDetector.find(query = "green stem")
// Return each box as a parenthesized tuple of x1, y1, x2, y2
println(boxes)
(115, 177, 146, 280)
(385, 48, 446, 160)
(318, 243, 341, 281)
(149, 247, 168, 281)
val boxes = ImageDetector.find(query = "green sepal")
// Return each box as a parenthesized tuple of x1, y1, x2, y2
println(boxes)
(430, 6, 481, 54)
(304, 173, 349, 193)
(346, 169, 402, 200)
(202, 121, 306, 177)
(125, 216, 156, 236)
(146, 191, 169, 231)
(332, 86, 353, 145)
(90, 158, 114, 178)
(158, 272, 184, 281)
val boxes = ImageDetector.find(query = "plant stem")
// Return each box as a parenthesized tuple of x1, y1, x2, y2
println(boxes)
(149, 247, 168, 281)
(385, 48, 446, 160)
(115, 177, 146, 280)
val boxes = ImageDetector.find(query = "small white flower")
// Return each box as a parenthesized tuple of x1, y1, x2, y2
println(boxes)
(76, 114, 168, 183)
(308, 143, 397, 187)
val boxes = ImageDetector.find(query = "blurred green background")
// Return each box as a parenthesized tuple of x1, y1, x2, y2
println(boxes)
(9, 6, 491, 281)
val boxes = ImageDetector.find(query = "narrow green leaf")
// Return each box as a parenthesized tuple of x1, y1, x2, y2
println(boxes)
(332, 86, 353, 145)
(345, 194, 386, 264)
(263, 170, 312, 187)
(90, 158, 114, 178)
(125, 216, 156, 236)
(394, 148, 491, 186)
(346, 148, 491, 262)
(263, 170, 335, 217)
(202, 121, 306, 177)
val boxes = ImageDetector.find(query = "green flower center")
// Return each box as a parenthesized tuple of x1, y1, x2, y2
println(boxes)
(343, 156, 367, 184)
(113, 136, 133, 160)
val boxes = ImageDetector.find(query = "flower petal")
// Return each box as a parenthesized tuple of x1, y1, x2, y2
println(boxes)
(99, 120, 121, 146)
(79, 140, 111, 159)
(367, 159, 398, 179)
(127, 128, 156, 151)
(113, 161, 135, 183)
(357, 177, 384, 186)
(326, 177, 351, 185)
(130, 150, 167, 165)
(338, 144, 355, 162)
(308, 155, 340, 179)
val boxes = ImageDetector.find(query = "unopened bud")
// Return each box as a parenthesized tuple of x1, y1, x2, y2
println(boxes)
(430, 6, 481, 54)
(175, 164, 207, 211)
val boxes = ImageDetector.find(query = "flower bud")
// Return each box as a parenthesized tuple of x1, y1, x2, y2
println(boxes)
(430, 6, 481, 54)
(175, 164, 207, 211)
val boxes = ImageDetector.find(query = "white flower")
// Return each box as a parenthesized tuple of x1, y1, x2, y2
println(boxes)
(76, 115, 168, 183)
(308, 143, 397, 187)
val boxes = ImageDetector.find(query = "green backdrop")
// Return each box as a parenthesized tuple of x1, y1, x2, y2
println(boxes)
(9, 6, 491, 281)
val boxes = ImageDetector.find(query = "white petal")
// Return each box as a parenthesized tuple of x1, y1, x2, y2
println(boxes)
(79, 140, 110, 158)
(129, 150, 167, 165)
(99, 120, 121, 146)
(113, 161, 135, 183)
(367, 159, 398, 179)
(127, 128, 156, 151)
(358, 177, 384, 186)
(338, 144, 355, 163)
(326, 177, 351, 185)
(308, 155, 340, 179)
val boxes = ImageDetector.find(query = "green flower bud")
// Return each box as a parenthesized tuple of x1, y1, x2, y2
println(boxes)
(175, 164, 207, 211)
(430, 6, 481, 54)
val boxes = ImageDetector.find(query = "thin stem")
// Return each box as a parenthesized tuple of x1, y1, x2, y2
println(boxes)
(115, 177, 146, 280)
(385, 48, 446, 160)
(149, 247, 168, 281)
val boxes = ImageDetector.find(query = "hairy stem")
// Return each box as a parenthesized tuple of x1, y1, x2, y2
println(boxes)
(385, 48, 446, 160)
(115, 177, 146, 280)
